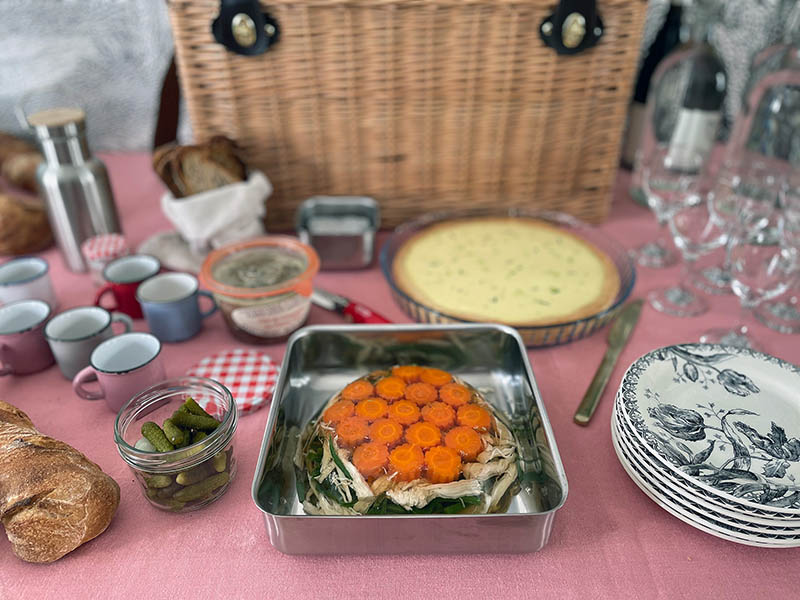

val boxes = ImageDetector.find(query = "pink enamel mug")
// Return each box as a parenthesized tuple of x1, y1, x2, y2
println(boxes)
(72, 332, 165, 412)
(0, 299, 55, 375)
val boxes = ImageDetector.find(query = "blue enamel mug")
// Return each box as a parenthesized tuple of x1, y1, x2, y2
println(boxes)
(137, 272, 217, 342)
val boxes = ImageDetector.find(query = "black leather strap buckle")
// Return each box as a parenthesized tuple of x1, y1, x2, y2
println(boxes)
(540, 0, 604, 56)
(212, 0, 280, 56)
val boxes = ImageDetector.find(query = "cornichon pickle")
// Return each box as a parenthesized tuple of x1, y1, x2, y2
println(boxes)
(192, 430, 208, 444)
(162, 418, 187, 447)
(212, 451, 226, 473)
(183, 397, 216, 419)
(156, 481, 183, 499)
(146, 474, 174, 489)
(172, 471, 230, 502)
(141, 422, 175, 452)
(171, 411, 220, 431)
(176, 464, 210, 486)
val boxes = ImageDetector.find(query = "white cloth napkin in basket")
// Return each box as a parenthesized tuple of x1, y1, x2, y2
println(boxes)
(160, 170, 272, 253)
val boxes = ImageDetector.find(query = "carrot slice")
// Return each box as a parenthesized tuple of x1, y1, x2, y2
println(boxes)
(457, 404, 493, 431)
(405, 422, 442, 449)
(355, 397, 389, 422)
(336, 416, 369, 447)
(405, 382, 438, 406)
(445, 426, 484, 461)
(375, 376, 407, 400)
(419, 367, 452, 387)
(392, 365, 423, 383)
(421, 401, 456, 429)
(424, 446, 462, 484)
(439, 382, 471, 407)
(388, 443, 425, 482)
(387, 400, 420, 425)
(369, 418, 404, 446)
(352, 441, 389, 479)
(341, 379, 374, 402)
(322, 400, 355, 425)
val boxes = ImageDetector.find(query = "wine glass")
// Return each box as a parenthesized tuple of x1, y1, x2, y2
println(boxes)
(633, 146, 705, 269)
(754, 185, 800, 333)
(648, 195, 727, 317)
(702, 161, 785, 295)
(700, 210, 797, 350)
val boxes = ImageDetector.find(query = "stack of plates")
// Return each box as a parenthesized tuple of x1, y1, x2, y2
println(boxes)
(612, 343, 800, 547)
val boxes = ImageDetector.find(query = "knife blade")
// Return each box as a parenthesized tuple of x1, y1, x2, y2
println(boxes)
(573, 299, 643, 426)
(311, 288, 392, 324)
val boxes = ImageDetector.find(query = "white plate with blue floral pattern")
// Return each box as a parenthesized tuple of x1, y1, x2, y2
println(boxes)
(616, 344, 800, 517)
(612, 415, 800, 547)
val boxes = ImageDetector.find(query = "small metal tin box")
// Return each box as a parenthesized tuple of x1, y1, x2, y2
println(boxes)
(296, 196, 379, 270)
(251, 323, 568, 555)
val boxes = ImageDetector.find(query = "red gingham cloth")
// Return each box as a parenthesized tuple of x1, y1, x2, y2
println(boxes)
(81, 233, 129, 261)
(186, 348, 279, 415)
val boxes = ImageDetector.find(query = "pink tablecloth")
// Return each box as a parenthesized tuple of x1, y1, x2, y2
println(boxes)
(1, 154, 799, 599)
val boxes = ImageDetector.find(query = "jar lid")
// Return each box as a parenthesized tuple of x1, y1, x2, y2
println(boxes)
(81, 233, 129, 262)
(199, 236, 319, 299)
(186, 348, 279, 415)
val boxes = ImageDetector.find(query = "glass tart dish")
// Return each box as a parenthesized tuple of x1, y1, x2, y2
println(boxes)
(380, 209, 636, 347)
(251, 323, 568, 555)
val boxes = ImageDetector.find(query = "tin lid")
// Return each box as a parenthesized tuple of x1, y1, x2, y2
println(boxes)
(81, 233, 129, 262)
(186, 348, 279, 415)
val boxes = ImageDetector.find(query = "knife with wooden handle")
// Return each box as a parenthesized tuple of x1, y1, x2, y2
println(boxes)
(574, 299, 643, 426)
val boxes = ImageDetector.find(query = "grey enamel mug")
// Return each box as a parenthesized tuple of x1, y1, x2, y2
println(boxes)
(44, 306, 133, 379)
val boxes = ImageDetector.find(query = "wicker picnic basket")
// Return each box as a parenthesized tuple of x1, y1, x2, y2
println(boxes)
(167, 0, 646, 229)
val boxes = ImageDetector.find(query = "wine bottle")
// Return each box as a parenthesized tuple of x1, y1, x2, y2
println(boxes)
(664, 13, 727, 171)
(620, 1, 685, 169)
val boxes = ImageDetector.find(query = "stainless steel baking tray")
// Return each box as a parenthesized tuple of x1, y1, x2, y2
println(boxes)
(251, 324, 568, 554)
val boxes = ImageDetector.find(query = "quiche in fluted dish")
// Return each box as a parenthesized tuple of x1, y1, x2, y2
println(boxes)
(392, 217, 620, 326)
(297, 366, 519, 515)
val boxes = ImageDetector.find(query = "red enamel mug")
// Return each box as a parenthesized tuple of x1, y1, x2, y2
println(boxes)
(95, 254, 160, 319)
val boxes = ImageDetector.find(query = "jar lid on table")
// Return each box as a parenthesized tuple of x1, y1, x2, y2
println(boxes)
(82, 233, 129, 262)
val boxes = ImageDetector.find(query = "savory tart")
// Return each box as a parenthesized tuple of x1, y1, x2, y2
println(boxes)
(392, 217, 620, 326)
(296, 366, 519, 515)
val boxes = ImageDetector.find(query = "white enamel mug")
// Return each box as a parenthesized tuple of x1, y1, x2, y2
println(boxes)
(0, 257, 58, 309)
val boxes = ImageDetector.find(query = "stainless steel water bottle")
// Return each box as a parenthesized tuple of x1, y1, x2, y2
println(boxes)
(29, 107, 121, 272)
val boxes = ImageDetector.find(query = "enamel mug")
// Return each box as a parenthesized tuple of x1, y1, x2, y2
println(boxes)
(0, 257, 58, 309)
(0, 299, 55, 375)
(72, 332, 165, 412)
(95, 254, 160, 319)
(45, 306, 133, 380)
(137, 272, 217, 343)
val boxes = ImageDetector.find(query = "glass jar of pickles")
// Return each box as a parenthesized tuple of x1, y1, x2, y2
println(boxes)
(114, 377, 237, 512)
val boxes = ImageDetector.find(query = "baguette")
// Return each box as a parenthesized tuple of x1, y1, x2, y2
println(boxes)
(0, 194, 53, 255)
(0, 401, 120, 563)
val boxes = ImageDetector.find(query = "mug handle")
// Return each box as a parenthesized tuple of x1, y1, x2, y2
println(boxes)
(0, 344, 13, 376)
(73, 366, 105, 400)
(198, 291, 218, 319)
(95, 284, 118, 312)
(110, 312, 133, 334)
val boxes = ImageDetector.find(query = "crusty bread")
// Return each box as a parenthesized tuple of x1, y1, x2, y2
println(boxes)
(0, 194, 52, 255)
(152, 136, 246, 198)
(0, 401, 120, 563)
(0, 133, 37, 170)
(1, 151, 42, 193)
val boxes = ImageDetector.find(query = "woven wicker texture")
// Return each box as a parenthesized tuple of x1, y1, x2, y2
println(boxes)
(168, 0, 646, 229)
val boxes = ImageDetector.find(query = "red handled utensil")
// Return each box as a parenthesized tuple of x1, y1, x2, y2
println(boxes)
(311, 288, 392, 324)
